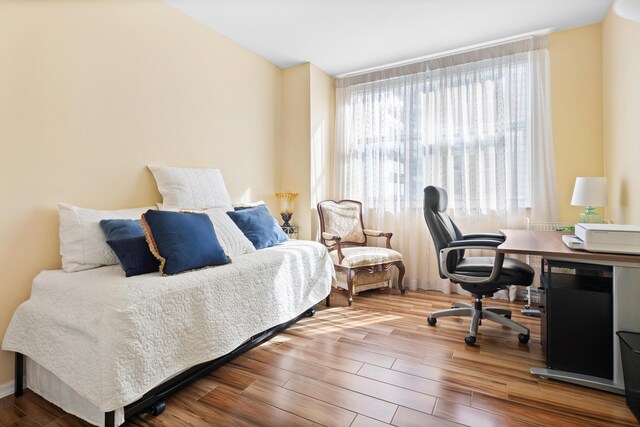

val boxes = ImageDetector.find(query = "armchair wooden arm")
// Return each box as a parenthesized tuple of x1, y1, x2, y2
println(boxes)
(364, 229, 393, 249)
(321, 232, 345, 263)
(321, 232, 338, 241)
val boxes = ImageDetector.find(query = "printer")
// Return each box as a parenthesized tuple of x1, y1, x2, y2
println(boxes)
(562, 223, 640, 255)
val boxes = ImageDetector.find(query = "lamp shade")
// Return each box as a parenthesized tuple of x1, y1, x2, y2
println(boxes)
(275, 192, 297, 214)
(571, 177, 608, 207)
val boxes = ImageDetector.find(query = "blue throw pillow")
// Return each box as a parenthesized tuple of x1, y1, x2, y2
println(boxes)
(100, 219, 145, 240)
(226, 205, 288, 250)
(141, 210, 230, 275)
(107, 237, 160, 277)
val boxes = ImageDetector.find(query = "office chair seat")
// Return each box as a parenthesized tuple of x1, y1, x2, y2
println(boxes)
(455, 257, 534, 286)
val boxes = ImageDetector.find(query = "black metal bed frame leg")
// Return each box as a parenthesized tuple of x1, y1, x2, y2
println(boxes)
(105, 411, 115, 427)
(15, 352, 24, 397)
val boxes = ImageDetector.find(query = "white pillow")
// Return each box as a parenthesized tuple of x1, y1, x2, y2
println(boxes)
(148, 166, 232, 211)
(204, 208, 256, 257)
(59, 203, 153, 273)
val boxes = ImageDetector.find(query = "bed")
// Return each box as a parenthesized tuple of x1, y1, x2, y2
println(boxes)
(2, 239, 333, 426)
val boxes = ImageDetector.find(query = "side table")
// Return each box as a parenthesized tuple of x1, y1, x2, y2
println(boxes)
(282, 226, 299, 240)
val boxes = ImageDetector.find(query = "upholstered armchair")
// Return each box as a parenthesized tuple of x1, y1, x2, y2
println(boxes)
(317, 200, 405, 306)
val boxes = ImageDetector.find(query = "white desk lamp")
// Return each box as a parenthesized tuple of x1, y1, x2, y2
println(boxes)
(571, 177, 608, 223)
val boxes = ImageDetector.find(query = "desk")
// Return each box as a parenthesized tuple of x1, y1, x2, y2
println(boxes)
(499, 229, 640, 394)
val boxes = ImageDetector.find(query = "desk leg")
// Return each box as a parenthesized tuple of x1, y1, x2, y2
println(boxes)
(613, 266, 640, 387)
(530, 368, 624, 394)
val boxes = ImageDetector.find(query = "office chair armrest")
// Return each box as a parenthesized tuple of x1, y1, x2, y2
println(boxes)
(462, 233, 506, 242)
(363, 229, 393, 249)
(440, 243, 505, 285)
(448, 239, 502, 248)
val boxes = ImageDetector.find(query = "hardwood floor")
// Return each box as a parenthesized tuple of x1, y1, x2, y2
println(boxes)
(1, 289, 637, 426)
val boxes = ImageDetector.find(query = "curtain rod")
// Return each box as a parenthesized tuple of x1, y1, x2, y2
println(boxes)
(335, 29, 551, 79)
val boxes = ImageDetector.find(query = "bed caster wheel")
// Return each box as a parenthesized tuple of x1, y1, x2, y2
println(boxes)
(427, 317, 437, 326)
(305, 308, 316, 317)
(149, 400, 166, 416)
(464, 335, 476, 346)
(518, 333, 530, 344)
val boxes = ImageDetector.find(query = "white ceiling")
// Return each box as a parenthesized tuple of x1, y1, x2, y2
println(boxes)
(163, 0, 613, 76)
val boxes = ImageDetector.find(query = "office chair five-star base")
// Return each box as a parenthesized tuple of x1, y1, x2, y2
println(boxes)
(426, 297, 530, 346)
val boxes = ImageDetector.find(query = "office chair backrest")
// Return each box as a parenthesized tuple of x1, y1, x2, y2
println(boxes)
(317, 200, 367, 249)
(423, 186, 464, 278)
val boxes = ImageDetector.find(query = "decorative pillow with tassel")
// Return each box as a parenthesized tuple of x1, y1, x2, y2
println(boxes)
(141, 210, 230, 275)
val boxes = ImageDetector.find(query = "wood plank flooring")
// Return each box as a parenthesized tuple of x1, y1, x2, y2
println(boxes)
(1, 289, 637, 426)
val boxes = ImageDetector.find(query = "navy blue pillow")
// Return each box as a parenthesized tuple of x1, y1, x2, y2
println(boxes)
(107, 237, 160, 277)
(226, 205, 288, 250)
(100, 219, 145, 240)
(141, 210, 230, 275)
(233, 203, 265, 211)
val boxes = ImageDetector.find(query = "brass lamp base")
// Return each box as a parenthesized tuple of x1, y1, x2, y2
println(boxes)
(281, 213, 293, 228)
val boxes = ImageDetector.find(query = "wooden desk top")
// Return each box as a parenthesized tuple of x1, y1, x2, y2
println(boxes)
(498, 229, 640, 265)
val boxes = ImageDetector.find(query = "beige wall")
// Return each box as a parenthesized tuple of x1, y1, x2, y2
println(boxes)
(0, 0, 283, 385)
(548, 24, 604, 222)
(603, 11, 640, 224)
(281, 64, 335, 240)
(281, 64, 312, 238)
(309, 65, 336, 239)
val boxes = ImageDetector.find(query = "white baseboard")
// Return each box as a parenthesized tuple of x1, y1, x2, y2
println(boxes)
(0, 376, 26, 399)
(0, 380, 15, 399)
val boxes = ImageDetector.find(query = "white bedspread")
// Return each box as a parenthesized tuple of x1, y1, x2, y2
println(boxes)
(2, 240, 332, 412)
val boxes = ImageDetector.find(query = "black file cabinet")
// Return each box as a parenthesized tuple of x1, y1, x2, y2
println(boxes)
(540, 260, 613, 379)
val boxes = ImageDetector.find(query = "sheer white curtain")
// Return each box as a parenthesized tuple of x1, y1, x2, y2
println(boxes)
(334, 37, 558, 298)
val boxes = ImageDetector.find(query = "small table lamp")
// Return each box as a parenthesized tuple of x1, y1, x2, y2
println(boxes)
(571, 177, 608, 223)
(275, 192, 298, 229)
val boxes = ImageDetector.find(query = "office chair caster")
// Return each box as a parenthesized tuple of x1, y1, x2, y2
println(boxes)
(427, 317, 437, 326)
(464, 335, 476, 346)
(518, 333, 530, 344)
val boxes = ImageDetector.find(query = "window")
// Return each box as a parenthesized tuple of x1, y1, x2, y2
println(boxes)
(336, 52, 533, 215)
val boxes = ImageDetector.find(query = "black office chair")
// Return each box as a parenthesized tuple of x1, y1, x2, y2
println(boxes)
(423, 186, 534, 345)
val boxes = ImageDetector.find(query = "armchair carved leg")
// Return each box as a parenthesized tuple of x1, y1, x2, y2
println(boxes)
(346, 269, 355, 306)
(395, 261, 406, 294)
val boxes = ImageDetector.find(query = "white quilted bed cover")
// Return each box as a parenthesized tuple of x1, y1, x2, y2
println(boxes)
(2, 240, 332, 412)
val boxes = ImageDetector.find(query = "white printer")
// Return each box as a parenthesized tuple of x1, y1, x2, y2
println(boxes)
(562, 223, 640, 255)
